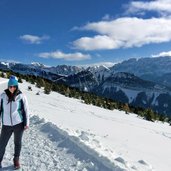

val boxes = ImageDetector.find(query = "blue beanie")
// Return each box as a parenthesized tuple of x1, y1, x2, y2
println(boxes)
(8, 75, 18, 87)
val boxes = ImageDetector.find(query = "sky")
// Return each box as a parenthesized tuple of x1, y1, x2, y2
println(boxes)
(1, 0, 171, 66)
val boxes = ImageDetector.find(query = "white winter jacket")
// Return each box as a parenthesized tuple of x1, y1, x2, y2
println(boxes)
(0, 89, 29, 126)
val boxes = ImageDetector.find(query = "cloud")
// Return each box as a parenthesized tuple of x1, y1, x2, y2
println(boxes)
(73, 17, 171, 50)
(20, 34, 49, 44)
(102, 14, 111, 20)
(126, 0, 171, 16)
(38, 50, 91, 61)
(152, 50, 171, 57)
(73, 35, 123, 50)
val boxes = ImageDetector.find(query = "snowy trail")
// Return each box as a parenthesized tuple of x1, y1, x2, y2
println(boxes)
(0, 116, 119, 171)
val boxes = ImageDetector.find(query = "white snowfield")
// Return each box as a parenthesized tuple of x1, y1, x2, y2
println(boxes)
(0, 78, 171, 171)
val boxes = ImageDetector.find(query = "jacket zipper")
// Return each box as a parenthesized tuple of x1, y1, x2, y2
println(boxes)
(10, 102, 13, 126)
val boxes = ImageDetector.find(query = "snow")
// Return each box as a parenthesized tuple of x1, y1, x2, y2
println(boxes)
(151, 93, 160, 106)
(0, 62, 9, 66)
(120, 88, 140, 103)
(0, 78, 171, 171)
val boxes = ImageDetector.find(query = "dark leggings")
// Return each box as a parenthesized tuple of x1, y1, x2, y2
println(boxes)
(0, 123, 24, 162)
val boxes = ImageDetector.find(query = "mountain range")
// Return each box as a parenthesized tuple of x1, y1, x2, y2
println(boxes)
(0, 57, 171, 117)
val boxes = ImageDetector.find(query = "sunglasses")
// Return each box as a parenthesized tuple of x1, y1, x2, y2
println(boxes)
(9, 86, 17, 89)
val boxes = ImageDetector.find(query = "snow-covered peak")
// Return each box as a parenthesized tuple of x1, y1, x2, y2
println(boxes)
(0, 61, 16, 67)
(31, 62, 47, 68)
(83, 62, 114, 68)
(87, 65, 110, 73)
(0, 61, 9, 66)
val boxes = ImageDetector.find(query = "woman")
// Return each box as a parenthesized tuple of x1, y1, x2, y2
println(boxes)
(0, 75, 29, 169)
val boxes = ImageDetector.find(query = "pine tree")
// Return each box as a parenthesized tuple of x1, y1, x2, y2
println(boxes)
(123, 103, 130, 114)
(28, 76, 35, 84)
(1, 72, 5, 78)
(44, 83, 51, 94)
(18, 77, 23, 83)
(65, 87, 70, 97)
(6, 72, 11, 78)
(144, 108, 155, 121)
(159, 114, 165, 122)
(36, 78, 45, 88)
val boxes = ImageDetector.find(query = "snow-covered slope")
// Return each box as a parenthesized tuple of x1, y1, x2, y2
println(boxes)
(0, 78, 171, 171)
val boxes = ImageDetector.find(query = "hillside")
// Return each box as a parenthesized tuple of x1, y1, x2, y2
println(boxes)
(0, 78, 171, 171)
